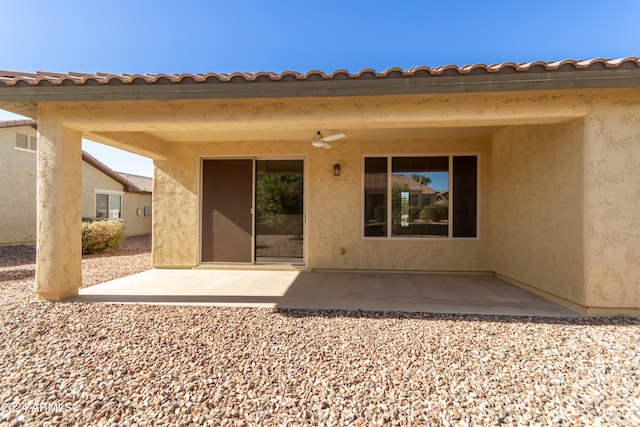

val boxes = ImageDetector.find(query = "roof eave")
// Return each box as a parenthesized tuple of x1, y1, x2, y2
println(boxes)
(82, 152, 144, 193)
(1, 68, 639, 104)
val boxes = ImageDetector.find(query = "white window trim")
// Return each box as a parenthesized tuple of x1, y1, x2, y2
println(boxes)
(94, 189, 124, 221)
(13, 146, 36, 154)
(361, 153, 480, 241)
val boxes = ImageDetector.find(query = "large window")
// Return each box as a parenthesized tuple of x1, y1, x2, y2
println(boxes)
(95, 192, 123, 219)
(364, 156, 477, 238)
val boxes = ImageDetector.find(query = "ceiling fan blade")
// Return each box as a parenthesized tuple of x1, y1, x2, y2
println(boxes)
(322, 141, 332, 149)
(322, 133, 346, 142)
(312, 139, 326, 148)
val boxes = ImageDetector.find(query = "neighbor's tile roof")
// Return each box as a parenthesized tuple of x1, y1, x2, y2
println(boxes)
(82, 151, 151, 194)
(0, 119, 37, 129)
(117, 173, 153, 193)
(0, 58, 638, 86)
(392, 175, 438, 195)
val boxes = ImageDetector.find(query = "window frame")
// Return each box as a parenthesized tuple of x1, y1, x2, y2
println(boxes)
(361, 153, 480, 241)
(94, 190, 124, 220)
(13, 133, 37, 153)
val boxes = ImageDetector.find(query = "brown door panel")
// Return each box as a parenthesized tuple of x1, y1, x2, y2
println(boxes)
(202, 159, 253, 262)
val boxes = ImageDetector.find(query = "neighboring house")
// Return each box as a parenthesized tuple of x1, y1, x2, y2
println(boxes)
(0, 58, 639, 315)
(0, 120, 152, 245)
(391, 175, 439, 207)
(80, 151, 153, 235)
(436, 190, 449, 204)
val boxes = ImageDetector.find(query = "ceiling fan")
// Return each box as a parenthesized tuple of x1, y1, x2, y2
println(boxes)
(312, 130, 346, 149)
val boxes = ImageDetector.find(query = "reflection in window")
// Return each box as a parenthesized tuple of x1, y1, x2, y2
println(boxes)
(364, 158, 387, 236)
(95, 193, 122, 219)
(96, 194, 109, 218)
(109, 195, 122, 219)
(363, 156, 477, 238)
(392, 157, 449, 237)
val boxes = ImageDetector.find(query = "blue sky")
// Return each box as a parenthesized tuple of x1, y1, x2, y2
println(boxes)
(1, 0, 638, 177)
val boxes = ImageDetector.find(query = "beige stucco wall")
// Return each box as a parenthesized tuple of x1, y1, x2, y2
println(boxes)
(152, 136, 492, 271)
(309, 137, 492, 271)
(81, 161, 122, 215)
(122, 192, 153, 236)
(582, 104, 640, 312)
(153, 147, 200, 267)
(0, 126, 38, 244)
(81, 162, 152, 236)
(0, 130, 152, 245)
(35, 117, 83, 300)
(29, 88, 640, 311)
(492, 121, 585, 307)
(0, 131, 151, 245)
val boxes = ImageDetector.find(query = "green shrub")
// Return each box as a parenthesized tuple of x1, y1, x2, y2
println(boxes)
(408, 205, 422, 220)
(420, 203, 449, 222)
(82, 220, 125, 255)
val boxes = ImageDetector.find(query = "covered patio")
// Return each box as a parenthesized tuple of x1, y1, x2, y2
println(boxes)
(75, 269, 577, 317)
(1, 59, 639, 316)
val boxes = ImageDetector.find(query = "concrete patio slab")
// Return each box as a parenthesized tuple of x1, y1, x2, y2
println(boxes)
(75, 269, 579, 317)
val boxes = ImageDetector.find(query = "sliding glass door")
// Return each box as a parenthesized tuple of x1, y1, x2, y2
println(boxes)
(255, 160, 304, 263)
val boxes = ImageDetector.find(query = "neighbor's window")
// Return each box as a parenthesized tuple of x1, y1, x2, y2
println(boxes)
(363, 155, 477, 238)
(95, 192, 123, 219)
(15, 133, 37, 152)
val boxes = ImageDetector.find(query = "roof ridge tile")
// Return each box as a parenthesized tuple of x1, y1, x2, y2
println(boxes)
(0, 57, 638, 87)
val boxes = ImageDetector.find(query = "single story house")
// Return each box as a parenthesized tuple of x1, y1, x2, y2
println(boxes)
(0, 119, 152, 245)
(0, 57, 638, 315)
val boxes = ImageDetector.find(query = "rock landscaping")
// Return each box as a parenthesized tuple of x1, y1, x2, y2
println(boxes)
(0, 235, 638, 426)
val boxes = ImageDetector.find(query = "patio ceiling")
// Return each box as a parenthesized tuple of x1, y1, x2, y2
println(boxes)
(141, 125, 508, 142)
(44, 90, 583, 149)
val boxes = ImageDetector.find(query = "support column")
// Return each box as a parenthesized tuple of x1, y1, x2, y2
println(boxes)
(583, 108, 640, 314)
(35, 119, 83, 300)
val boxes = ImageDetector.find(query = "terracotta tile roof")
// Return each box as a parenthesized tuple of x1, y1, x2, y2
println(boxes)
(392, 175, 438, 195)
(0, 58, 638, 86)
(0, 119, 37, 129)
(117, 172, 153, 193)
(82, 151, 151, 194)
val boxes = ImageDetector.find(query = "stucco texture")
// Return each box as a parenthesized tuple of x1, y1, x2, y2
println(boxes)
(0, 126, 37, 244)
(0, 129, 151, 245)
(492, 121, 584, 306)
(583, 103, 640, 311)
(27, 88, 640, 312)
(35, 118, 83, 300)
(307, 137, 491, 271)
(152, 147, 199, 268)
(151, 137, 491, 272)
(81, 162, 152, 236)
(122, 192, 153, 236)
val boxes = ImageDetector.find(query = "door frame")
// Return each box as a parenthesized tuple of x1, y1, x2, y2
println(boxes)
(199, 156, 307, 266)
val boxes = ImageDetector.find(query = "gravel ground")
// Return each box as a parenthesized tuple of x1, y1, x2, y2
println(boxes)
(0, 235, 639, 426)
